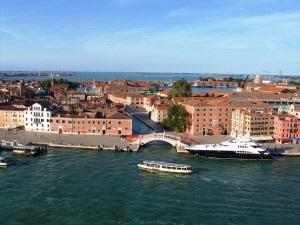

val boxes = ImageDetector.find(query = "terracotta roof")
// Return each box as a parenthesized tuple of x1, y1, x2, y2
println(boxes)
(258, 86, 291, 93)
(156, 104, 170, 110)
(90, 111, 104, 119)
(145, 95, 161, 100)
(158, 90, 170, 95)
(52, 114, 86, 118)
(0, 106, 26, 111)
(105, 110, 131, 119)
(234, 101, 270, 108)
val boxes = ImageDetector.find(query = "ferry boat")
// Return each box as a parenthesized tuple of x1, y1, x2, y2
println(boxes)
(185, 136, 274, 160)
(12, 145, 38, 156)
(138, 161, 193, 174)
(0, 157, 7, 167)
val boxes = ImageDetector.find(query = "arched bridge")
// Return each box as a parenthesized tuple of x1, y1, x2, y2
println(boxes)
(129, 133, 188, 148)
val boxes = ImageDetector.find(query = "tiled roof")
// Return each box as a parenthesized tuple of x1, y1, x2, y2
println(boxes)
(0, 106, 26, 111)
(258, 86, 290, 93)
(105, 110, 131, 119)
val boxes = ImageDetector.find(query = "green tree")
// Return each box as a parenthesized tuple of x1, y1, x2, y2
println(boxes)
(161, 104, 191, 133)
(171, 78, 192, 97)
(40, 78, 79, 89)
(68, 107, 78, 115)
(149, 83, 159, 93)
(223, 76, 244, 82)
(41, 80, 52, 88)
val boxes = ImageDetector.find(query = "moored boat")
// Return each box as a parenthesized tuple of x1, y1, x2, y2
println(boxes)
(12, 145, 39, 156)
(138, 161, 192, 174)
(185, 136, 275, 160)
(0, 157, 8, 167)
(0, 140, 23, 150)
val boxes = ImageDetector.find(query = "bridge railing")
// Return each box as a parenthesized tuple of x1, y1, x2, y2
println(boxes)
(124, 133, 183, 142)
(141, 133, 181, 140)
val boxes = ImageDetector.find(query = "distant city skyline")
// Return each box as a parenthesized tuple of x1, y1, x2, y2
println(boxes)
(0, 0, 300, 75)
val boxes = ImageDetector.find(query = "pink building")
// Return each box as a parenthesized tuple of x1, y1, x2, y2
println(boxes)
(50, 110, 132, 136)
(273, 115, 300, 143)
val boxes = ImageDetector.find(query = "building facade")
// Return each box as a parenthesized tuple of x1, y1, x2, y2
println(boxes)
(183, 99, 234, 136)
(273, 115, 300, 143)
(231, 108, 275, 138)
(24, 103, 51, 132)
(50, 110, 132, 135)
(151, 104, 170, 123)
(0, 106, 25, 128)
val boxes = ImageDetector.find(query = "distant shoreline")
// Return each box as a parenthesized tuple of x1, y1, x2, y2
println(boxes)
(0, 72, 74, 77)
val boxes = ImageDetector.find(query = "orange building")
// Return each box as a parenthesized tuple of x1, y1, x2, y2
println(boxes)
(182, 99, 234, 135)
(50, 110, 132, 135)
(181, 98, 271, 136)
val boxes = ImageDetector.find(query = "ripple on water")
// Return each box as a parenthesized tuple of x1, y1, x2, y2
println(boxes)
(1, 146, 300, 225)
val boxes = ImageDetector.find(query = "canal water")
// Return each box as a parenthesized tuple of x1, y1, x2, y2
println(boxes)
(1, 143, 300, 225)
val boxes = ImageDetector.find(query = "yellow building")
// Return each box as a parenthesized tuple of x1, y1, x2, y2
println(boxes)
(0, 106, 25, 129)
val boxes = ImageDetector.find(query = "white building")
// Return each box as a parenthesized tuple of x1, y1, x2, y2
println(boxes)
(25, 103, 51, 132)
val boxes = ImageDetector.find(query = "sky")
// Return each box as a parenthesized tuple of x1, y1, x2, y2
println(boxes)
(0, 0, 300, 75)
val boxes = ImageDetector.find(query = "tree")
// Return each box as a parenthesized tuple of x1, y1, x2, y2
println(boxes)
(161, 104, 191, 133)
(149, 83, 159, 93)
(68, 106, 78, 115)
(40, 78, 79, 89)
(171, 78, 192, 97)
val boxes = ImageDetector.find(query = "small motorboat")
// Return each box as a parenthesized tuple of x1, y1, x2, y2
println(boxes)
(0, 157, 8, 167)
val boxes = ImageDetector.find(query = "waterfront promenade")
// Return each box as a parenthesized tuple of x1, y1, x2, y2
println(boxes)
(0, 130, 133, 151)
(1, 129, 300, 155)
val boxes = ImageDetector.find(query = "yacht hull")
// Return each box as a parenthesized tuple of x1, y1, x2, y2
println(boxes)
(186, 149, 274, 160)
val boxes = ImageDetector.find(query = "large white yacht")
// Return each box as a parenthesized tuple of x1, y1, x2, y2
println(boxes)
(185, 136, 274, 160)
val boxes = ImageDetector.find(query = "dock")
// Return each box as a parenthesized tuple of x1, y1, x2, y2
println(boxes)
(30, 142, 140, 152)
(268, 147, 300, 156)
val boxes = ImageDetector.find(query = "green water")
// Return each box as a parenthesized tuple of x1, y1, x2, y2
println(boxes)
(1, 143, 300, 225)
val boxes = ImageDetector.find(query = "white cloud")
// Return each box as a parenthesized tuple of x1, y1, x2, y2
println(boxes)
(0, 27, 24, 39)
(167, 7, 196, 17)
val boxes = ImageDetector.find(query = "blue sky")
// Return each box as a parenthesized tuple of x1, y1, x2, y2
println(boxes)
(0, 0, 300, 75)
